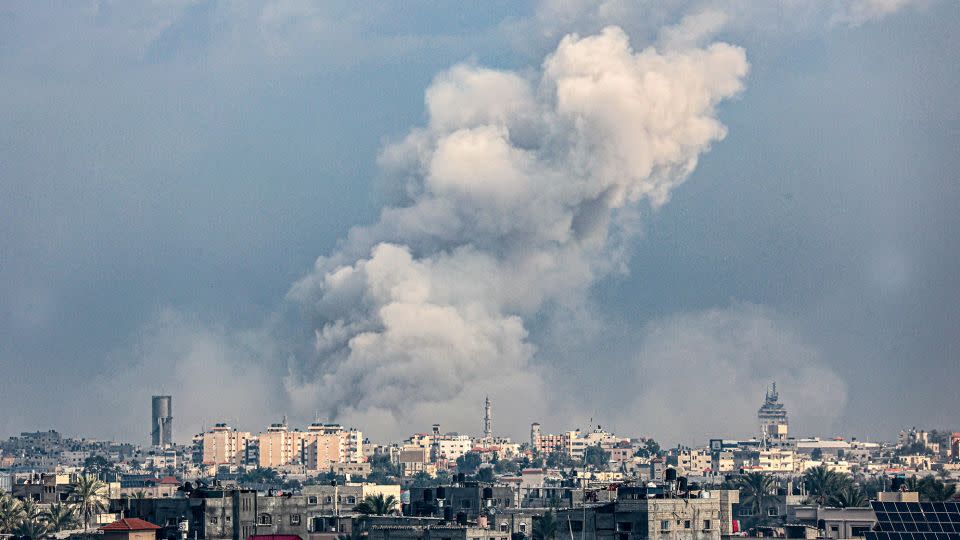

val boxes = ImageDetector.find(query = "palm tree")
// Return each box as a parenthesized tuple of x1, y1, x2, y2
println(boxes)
(922, 479, 957, 502)
(72, 475, 107, 530)
(44, 503, 78, 532)
(533, 510, 558, 540)
(829, 485, 868, 508)
(0, 492, 25, 534)
(352, 493, 398, 516)
(803, 465, 848, 506)
(904, 475, 923, 494)
(738, 472, 777, 518)
(15, 518, 49, 539)
(19, 499, 44, 525)
(132, 490, 148, 500)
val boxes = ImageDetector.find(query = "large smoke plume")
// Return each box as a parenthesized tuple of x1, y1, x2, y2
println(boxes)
(282, 26, 749, 437)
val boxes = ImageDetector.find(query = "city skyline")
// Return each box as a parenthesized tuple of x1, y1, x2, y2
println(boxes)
(3, 2, 959, 445)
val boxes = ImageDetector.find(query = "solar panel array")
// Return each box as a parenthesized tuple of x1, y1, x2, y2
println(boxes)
(866, 501, 960, 540)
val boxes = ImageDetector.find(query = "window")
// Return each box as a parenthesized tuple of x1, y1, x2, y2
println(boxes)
(290, 514, 301, 526)
(347, 496, 356, 505)
(739, 508, 753, 517)
(704, 520, 711, 530)
(225, 517, 231, 523)
(617, 522, 633, 532)
(258, 514, 272, 525)
(519, 524, 526, 533)
(308, 496, 318, 505)
(210, 517, 218, 525)
(684, 520, 691, 529)
(661, 520, 670, 532)
(768, 507, 779, 516)
(500, 523, 508, 532)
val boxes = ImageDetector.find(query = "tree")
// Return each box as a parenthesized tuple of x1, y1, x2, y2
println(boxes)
(803, 465, 849, 506)
(532, 510, 558, 540)
(19, 499, 43, 523)
(829, 485, 867, 508)
(353, 493, 398, 516)
(409, 471, 435, 487)
(238, 467, 281, 486)
(0, 491, 25, 533)
(583, 445, 610, 470)
(15, 518, 48, 539)
(83, 455, 115, 480)
(44, 503, 78, 532)
(545, 451, 574, 469)
(635, 439, 661, 458)
(477, 466, 495, 483)
(919, 478, 957, 502)
(72, 475, 108, 530)
(456, 452, 483, 473)
(737, 473, 777, 518)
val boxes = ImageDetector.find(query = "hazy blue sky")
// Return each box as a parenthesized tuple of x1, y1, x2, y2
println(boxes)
(1, 1, 958, 445)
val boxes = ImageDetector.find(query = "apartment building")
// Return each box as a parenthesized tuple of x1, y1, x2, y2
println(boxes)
(202, 424, 250, 467)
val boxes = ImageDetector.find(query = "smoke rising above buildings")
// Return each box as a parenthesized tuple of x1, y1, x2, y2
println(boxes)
(281, 26, 750, 437)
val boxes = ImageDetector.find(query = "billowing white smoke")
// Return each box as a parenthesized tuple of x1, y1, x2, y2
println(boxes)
(283, 26, 749, 438)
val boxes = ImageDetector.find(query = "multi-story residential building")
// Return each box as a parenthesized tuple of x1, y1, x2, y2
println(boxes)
(427, 427, 473, 463)
(202, 424, 250, 467)
(672, 448, 713, 475)
(302, 425, 342, 471)
(258, 423, 302, 468)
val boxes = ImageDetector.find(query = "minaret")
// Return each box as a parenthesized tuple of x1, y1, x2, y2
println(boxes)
(483, 396, 493, 440)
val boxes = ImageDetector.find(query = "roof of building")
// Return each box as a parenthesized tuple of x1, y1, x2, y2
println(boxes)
(100, 518, 162, 531)
(158, 476, 180, 485)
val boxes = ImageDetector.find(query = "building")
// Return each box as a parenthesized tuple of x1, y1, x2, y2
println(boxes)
(408, 483, 516, 521)
(100, 518, 162, 540)
(119, 476, 181, 499)
(367, 525, 504, 540)
(302, 483, 402, 515)
(117, 487, 258, 540)
(202, 424, 250, 467)
(758, 382, 788, 442)
(151, 396, 173, 448)
(302, 424, 343, 471)
(258, 423, 302, 468)
(554, 484, 729, 540)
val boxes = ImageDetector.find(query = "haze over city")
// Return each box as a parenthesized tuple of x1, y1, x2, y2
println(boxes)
(2, 0, 959, 448)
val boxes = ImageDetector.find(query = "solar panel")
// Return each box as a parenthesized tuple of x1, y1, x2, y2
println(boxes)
(866, 502, 960, 540)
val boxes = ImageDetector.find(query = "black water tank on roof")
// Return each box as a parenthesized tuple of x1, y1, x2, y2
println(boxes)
(665, 468, 678, 481)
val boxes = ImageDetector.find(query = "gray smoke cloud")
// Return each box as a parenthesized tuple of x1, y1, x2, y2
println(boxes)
(620, 304, 849, 444)
(279, 26, 750, 439)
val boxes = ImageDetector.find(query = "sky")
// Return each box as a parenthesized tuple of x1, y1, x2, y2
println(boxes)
(1, 0, 958, 447)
